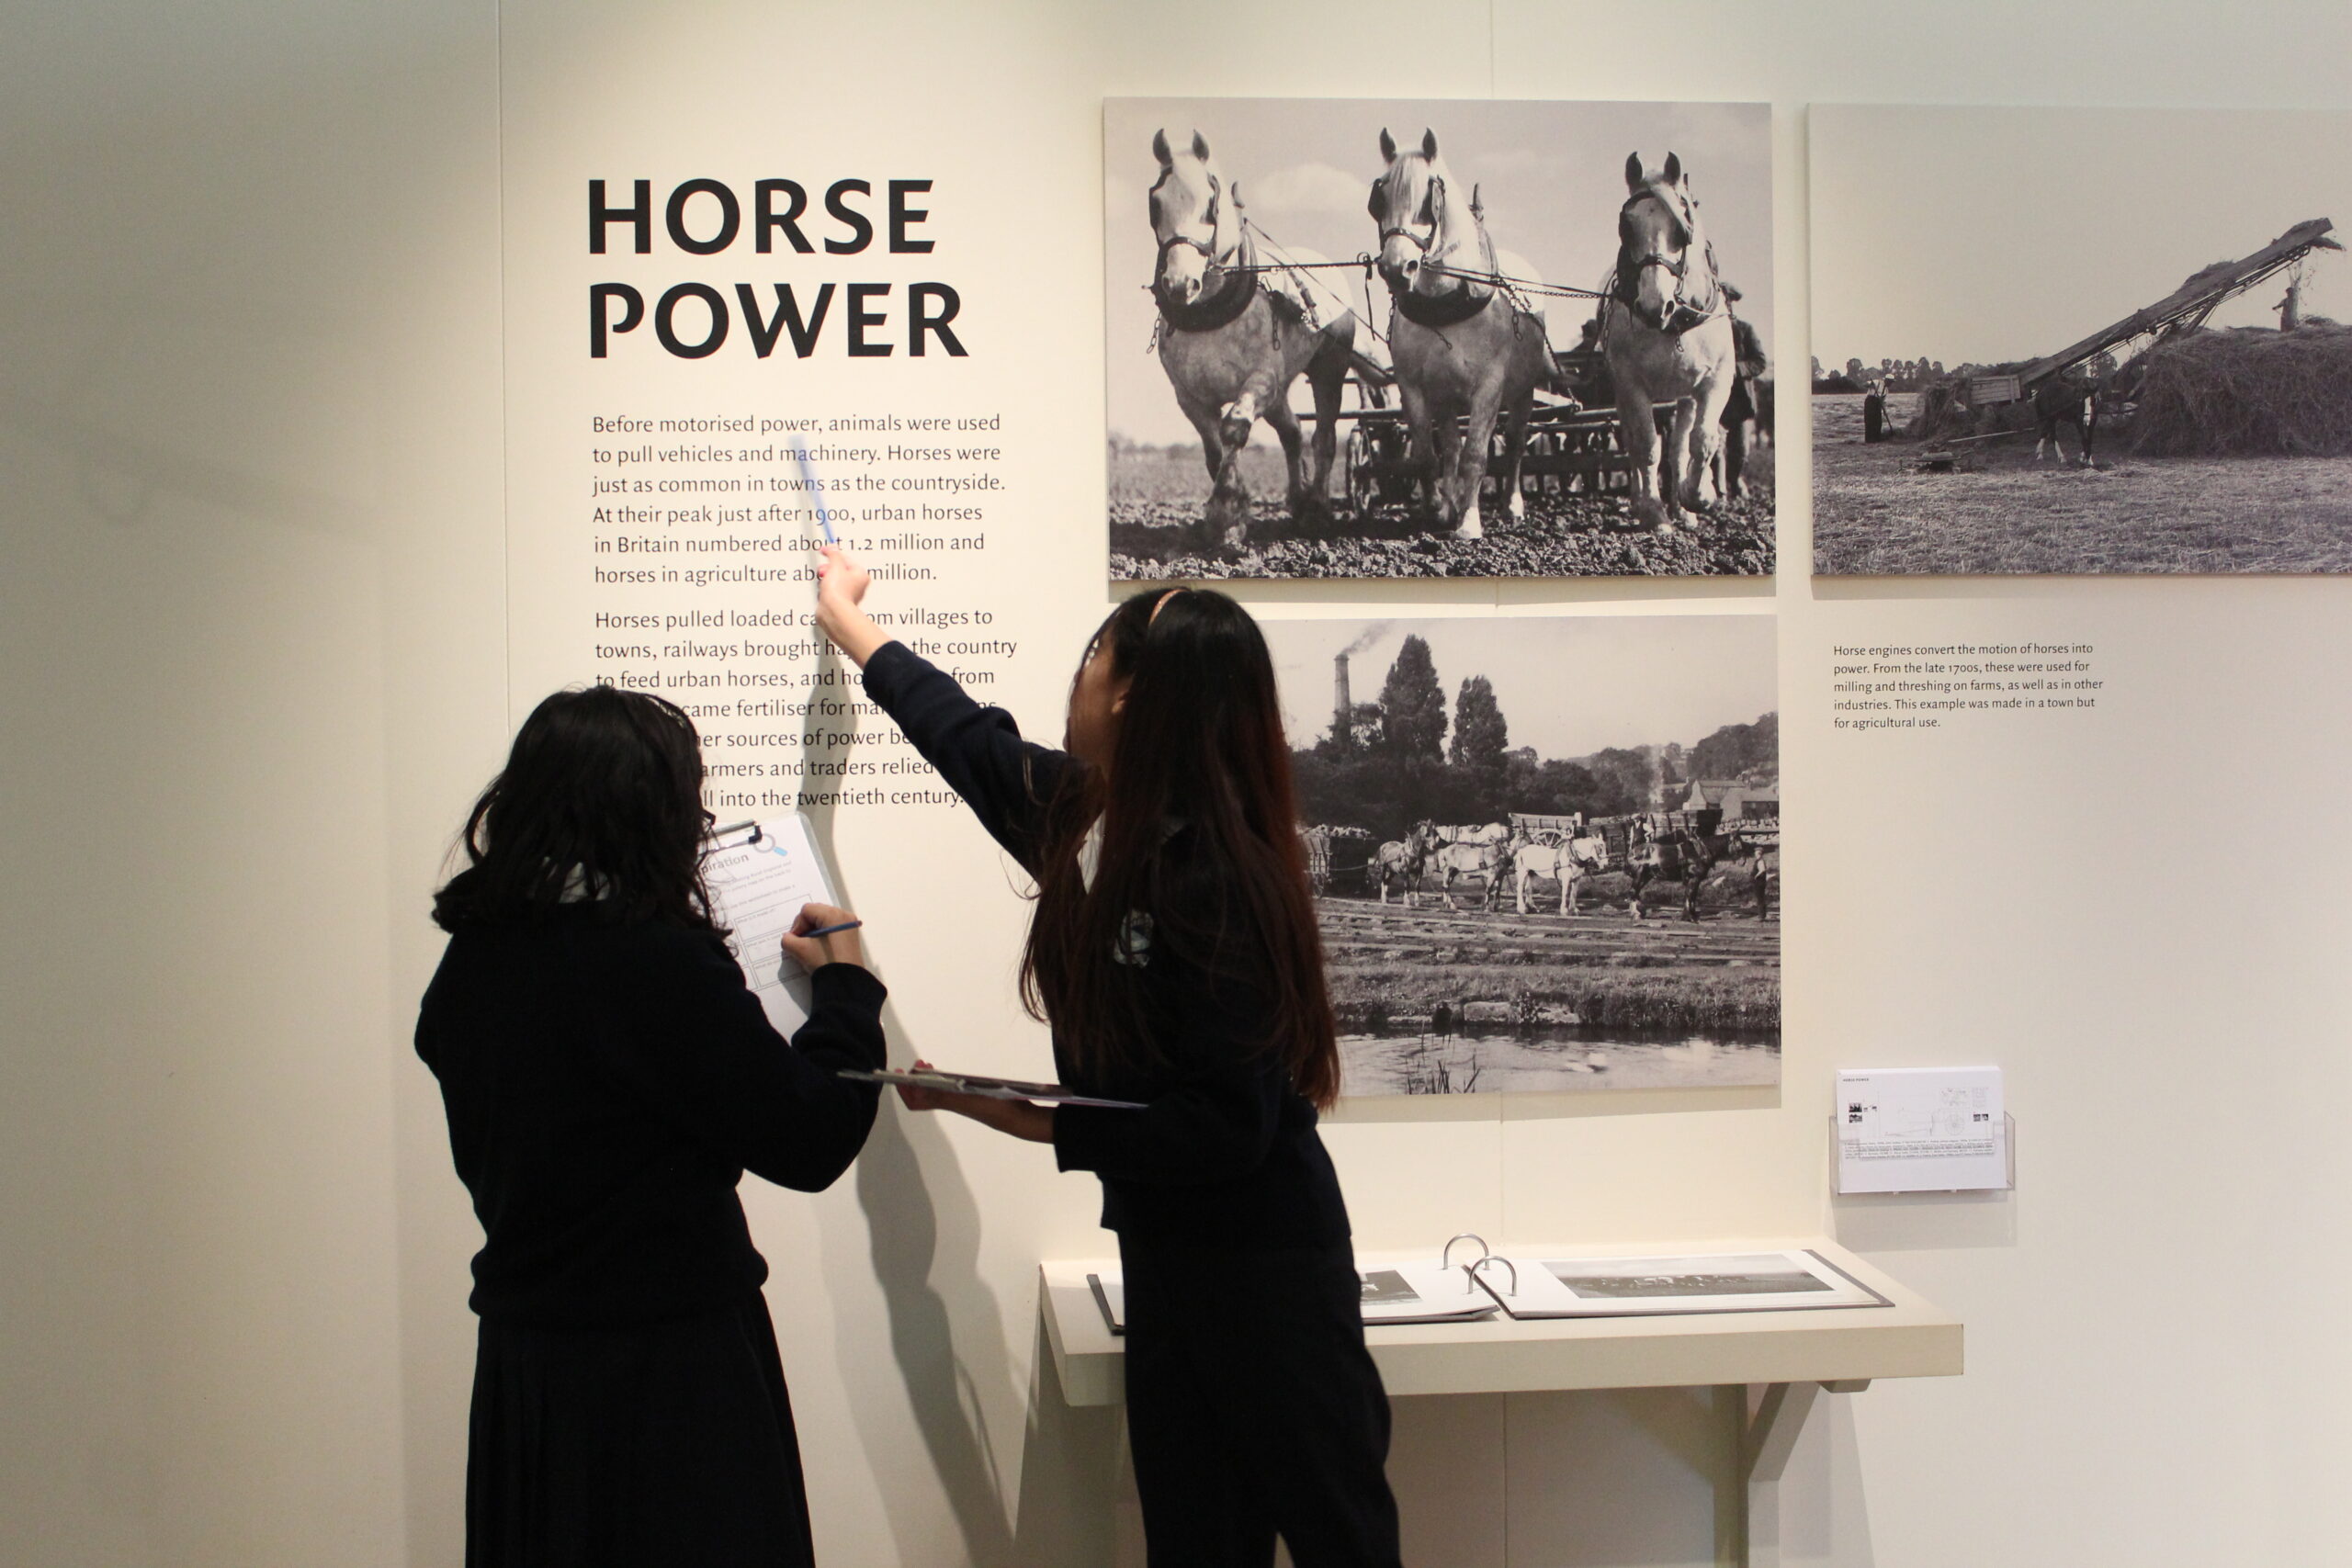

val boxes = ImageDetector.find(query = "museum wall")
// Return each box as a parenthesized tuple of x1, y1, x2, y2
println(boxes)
(4, 3, 2349, 1566)
(0, 4, 505, 1564)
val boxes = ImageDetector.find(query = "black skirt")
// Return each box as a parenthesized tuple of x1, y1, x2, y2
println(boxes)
(1119, 1237, 1403, 1568)
(466, 1291, 814, 1568)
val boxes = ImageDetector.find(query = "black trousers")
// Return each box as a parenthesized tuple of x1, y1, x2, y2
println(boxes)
(467, 1291, 814, 1568)
(1119, 1236, 1405, 1568)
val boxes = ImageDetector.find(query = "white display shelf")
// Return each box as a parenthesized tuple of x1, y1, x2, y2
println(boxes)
(1038, 1237, 1962, 1568)
(1041, 1236, 1961, 1407)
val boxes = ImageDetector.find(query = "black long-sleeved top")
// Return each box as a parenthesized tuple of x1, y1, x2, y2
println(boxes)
(864, 640, 1349, 1249)
(415, 905, 887, 1325)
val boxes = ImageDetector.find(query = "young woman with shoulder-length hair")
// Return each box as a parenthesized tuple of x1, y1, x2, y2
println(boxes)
(813, 551, 1403, 1568)
(417, 683, 888, 1568)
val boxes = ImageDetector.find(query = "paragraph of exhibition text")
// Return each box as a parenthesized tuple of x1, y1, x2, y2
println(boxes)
(582, 409, 1013, 810)
(1832, 642, 2102, 732)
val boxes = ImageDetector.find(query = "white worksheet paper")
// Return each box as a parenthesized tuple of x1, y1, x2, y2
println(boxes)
(1836, 1066, 2007, 1193)
(703, 817, 840, 1036)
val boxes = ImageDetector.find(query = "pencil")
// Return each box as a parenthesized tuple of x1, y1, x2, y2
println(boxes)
(793, 444, 837, 545)
(797, 919, 863, 939)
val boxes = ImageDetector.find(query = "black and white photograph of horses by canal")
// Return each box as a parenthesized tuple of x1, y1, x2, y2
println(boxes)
(1262, 614, 1780, 1098)
(1104, 97, 1775, 581)
(1813, 105, 2352, 574)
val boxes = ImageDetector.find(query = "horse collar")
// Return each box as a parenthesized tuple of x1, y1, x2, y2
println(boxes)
(1155, 265, 1259, 333)
(1395, 284, 1492, 329)
(1613, 255, 1721, 335)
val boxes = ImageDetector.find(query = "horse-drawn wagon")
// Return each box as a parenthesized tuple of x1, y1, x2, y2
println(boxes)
(1506, 810, 1594, 847)
(1299, 823, 1377, 897)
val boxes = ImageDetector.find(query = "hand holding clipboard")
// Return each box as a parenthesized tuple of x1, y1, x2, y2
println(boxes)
(838, 1064, 1144, 1111)
(850, 1058, 1141, 1147)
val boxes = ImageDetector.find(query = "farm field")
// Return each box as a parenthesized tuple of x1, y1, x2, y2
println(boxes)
(1316, 874, 1779, 1096)
(1813, 393, 2352, 573)
(1108, 444, 1774, 579)
(1339, 1030, 1779, 1098)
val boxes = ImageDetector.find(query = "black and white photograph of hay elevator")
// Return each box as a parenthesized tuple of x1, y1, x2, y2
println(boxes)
(1813, 104, 2352, 575)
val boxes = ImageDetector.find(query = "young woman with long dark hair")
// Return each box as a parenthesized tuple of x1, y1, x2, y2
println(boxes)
(813, 549, 1404, 1568)
(417, 683, 887, 1568)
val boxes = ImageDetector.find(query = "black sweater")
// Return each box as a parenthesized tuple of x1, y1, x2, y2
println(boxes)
(415, 906, 887, 1325)
(864, 640, 1350, 1249)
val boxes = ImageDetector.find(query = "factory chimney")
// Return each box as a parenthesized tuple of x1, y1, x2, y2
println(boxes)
(1333, 653, 1352, 750)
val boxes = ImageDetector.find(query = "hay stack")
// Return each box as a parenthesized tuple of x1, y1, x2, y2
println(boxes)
(2128, 324, 2352, 457)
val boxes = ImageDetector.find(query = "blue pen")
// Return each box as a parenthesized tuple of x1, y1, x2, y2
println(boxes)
(793, 444, 837, 545)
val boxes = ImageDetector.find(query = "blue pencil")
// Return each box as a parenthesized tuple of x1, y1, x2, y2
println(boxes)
(793, 444, 837, 545)
(797, 919, 862, 939)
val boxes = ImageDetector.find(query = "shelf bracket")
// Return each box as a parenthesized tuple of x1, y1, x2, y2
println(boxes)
(1726, 1379, 1870, 1567)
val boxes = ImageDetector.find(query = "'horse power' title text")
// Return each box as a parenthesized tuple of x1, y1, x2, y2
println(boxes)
(588, 178, 968, 361)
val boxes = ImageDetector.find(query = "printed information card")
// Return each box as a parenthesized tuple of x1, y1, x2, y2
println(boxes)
(1836, 1065, 2008, 1193)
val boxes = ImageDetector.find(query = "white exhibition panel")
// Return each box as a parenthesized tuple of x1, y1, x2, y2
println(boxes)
(7, 4, 2352, 1568)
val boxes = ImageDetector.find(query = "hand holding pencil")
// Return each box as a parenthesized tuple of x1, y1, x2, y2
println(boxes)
(779, 901, 864, 970)
(792, 444, 837, 545)
(812, 546, 889, 668)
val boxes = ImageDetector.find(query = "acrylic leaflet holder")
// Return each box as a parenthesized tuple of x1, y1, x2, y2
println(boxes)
(1829, 1112, 2017, 1196)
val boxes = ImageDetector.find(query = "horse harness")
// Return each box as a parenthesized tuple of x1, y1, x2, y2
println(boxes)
(1148, 170, 1329, 341)
(1369, 169, 1537, 333)
(1152, 263, 1261, 333)
(1148, 166, 1264, 334)
(1614, 182, 1728, 336)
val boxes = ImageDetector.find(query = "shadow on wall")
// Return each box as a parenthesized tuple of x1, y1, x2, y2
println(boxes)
(797, 700, 1005, 1562)
(824, 1092, 1125, 1567)
(797, 654, 1123, 1566)
(835, 1089, 1019, 1562)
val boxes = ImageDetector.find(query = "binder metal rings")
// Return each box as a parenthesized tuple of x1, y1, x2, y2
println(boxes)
(1468, 1254, 1520, 1297)
(1441, 1233, 1490, 1270)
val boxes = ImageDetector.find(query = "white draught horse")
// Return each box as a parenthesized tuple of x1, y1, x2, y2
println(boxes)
(1425, 821, 1512, 909)
(1510, 833, 1610, 915)
(1601, 152, 1739, 531)
(1374, 829, 1430, 906)
(1368, 129, 1555, 540)
(1148, 129, 1361, 552)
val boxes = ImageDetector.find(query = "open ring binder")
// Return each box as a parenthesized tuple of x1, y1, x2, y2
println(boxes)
(1442, 1233, 1490, 1270)
(1467, 1254, 1520, 1297)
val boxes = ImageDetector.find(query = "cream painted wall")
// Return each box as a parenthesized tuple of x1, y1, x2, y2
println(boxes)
(0, 4, 505, 1565)
(6, 4, 2350, 1567)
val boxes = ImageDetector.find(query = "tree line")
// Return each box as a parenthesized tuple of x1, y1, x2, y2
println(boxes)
(1811, 355, 1949, 393)
(1291, 635, 1777, 842)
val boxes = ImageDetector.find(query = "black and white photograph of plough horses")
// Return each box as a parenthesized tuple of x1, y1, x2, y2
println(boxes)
(1103, 97, 1775, 580)
(1813, 105, 2352, 574)
(1261, 614, 1779, 1097)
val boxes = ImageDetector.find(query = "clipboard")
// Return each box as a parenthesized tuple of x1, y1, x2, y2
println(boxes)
(836, 1066, 1146, 1110)
(701, 815, 842, 1036)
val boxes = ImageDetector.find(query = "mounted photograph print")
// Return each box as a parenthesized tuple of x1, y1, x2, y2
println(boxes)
(1811, 104, 2352, 574)
(1475, 1249, 1888, 1319)
(1104, 97, 1775, 581)
(1261, 613, 1779, 1098)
